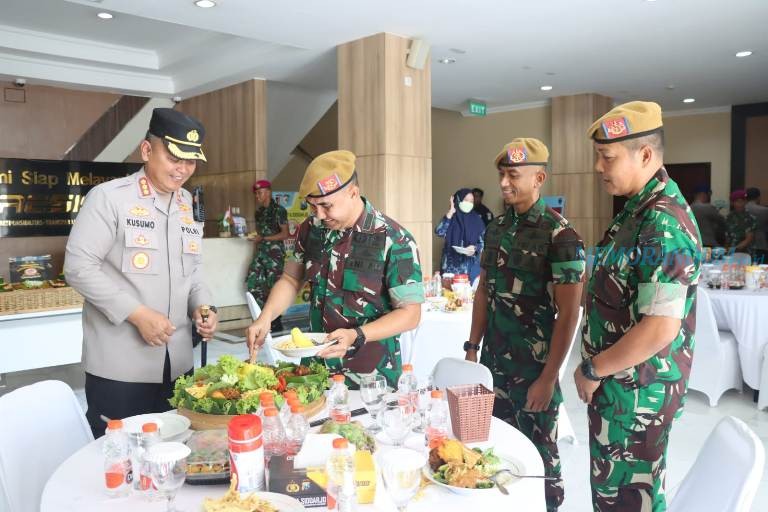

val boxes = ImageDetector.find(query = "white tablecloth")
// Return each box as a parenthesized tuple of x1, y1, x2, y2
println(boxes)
(704, 288, 768, 388)
(41, 392, 545, 512)
(400, 307, 474, 386)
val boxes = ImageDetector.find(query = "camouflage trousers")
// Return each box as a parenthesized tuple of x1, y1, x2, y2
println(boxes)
(587, 404, 672, 512)
(245, 244, 285, 307)
(494, 397, 563, 512)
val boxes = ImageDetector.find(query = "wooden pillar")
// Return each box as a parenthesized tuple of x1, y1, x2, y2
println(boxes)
(178, 79, 267, 236)
(338, 33, 433, 274)
(549, 94, 614, 247)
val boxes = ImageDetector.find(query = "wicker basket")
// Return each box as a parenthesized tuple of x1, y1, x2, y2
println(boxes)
(0, 286, 83, 316)
(446, 384, 495, 443)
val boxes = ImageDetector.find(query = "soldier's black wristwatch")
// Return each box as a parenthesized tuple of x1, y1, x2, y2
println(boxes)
(580, 357, 603, 382)
(463, 341, 481, 352)
(348, 327, 366, 355)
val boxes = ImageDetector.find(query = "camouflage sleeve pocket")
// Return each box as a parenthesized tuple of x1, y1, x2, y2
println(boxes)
(638, 282, 688, 318)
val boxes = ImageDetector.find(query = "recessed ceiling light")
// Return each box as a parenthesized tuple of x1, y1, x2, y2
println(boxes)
(683, 98, 695, 103)
(194, 0, 216, 7)
(449, 48, 466, 55)
(545, 72, 556, 76)
(540, 85, 553, 91)
(735, 50, 753, 58)
(438, 57, 456, 64)
(96, 12, 113, 19)
(666, 84, 676, 90)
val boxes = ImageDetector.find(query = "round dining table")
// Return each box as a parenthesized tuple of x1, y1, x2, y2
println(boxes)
(41, 392, 546, 511)
(703, 287, 768, 389)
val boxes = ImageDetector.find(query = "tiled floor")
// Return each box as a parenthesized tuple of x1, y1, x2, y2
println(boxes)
(2, 338, 766, 511)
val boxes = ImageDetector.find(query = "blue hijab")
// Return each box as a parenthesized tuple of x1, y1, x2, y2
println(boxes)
(445, 188, 485, 250)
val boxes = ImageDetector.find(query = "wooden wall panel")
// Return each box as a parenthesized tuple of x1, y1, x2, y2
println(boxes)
(356, 155, 432, 224)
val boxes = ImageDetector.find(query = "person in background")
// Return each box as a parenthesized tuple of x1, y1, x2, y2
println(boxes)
(435, 188, 486, 282)
(246, 150, 424, 388)
(746, 187, 768, 263)
(245, 179, 289, 332)
(466, 138, 585, 512)
(576, 101, 700, 511)
(65, 108, 217, 437)
(472, 187, 495, 225)
(690, 184, 725, 247)
(725, 189, 757, 255)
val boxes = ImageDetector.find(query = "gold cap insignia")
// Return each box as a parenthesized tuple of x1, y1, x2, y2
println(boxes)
(186, 130, 200, 143)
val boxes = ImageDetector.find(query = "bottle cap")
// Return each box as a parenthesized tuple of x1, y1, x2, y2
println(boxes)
(430, 389, 443, 399)
(283, 390, 298, 400)
(228, 414, 262, 441)
(290, 403, 305, 414)
(402, 364, 413, 372)
(142, 422, 158, 433)
(332, 438, 348, 449)
(264, 407, 279, 417)
(107, 419, 123, 430)
(332, 374, 345, 382)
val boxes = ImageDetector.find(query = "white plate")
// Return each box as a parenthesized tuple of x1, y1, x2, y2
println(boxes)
(452, 245, 474, 256)
(271, 332, 335, 358)
(157, 413, 191, 440)
(253, 492, 306, 511)
(423, 454, 524, 495)
(121, 414, 164, 434)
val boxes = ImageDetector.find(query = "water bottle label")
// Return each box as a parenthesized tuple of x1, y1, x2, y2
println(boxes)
(105, 460, 131, 489)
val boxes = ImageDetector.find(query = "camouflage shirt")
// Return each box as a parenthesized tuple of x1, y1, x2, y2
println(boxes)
(289, 198, 424, 387)
(480, 197, 586, 405)
(254, 199, 288, 256)
(583, 168, 701, 424)
(725, 210, 757, 249)
(246, 199, 288, 303)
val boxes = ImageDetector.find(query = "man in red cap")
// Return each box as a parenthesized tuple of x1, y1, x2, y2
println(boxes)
(246, 179, 289, 331)
(725, 189, 757, 254)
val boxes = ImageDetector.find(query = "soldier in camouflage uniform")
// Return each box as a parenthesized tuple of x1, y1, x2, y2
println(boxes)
(246, 150, 424, 388)
(724, 189, 757, 255)
(575, 102, 701, 512)
(465, 138, 585, 512)
(245, 179, 289, 331)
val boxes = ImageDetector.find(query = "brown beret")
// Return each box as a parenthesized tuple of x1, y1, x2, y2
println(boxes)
(587, 101, 663, 143)
(494, 138, 549, 168)
(299, 150, 357, 198)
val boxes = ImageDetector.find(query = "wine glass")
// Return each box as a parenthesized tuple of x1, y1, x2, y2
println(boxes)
(146, 442, 191, 512)
(360, 374, 387, 433)
(379, 395, 413, 447)
(380, 448, 427, 512)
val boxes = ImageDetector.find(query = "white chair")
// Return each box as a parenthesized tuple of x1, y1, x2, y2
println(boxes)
(758, 343, 768, 411)
(688, 289, 742, 406)
(245, 292, 297, 364)
(0, 380, 93, 512)
(430, 357, 494, 391)
(557, 306, 583, 444)
(668, 416, 764, 512)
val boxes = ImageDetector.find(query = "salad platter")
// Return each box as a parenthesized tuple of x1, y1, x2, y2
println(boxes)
(170, 355, 329, 430)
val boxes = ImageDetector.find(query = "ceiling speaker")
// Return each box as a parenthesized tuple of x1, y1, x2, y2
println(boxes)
(406, 39, 430, 70)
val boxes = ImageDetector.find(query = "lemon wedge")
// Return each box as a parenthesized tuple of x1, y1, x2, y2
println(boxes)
(291, 327, 315, 348)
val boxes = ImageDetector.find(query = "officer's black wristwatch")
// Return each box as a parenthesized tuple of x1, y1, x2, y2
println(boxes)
(348, 327, 366, 355)
(463, 341, 481, 352)
(580, 357, 603, 382)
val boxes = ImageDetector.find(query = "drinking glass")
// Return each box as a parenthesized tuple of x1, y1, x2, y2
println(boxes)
(380, 448, 427, 512)
(380, 397, 413, 447)
(360, 374, 387, 433)
(146, 442, 190, 512)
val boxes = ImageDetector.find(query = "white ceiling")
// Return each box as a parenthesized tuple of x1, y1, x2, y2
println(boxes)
(0, 0, 766, 111)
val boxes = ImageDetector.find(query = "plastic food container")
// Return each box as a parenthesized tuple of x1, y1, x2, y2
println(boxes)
(185, 429, 230, 485)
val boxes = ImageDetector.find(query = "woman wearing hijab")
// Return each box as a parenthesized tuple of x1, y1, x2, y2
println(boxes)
(435, 188, 486, 281)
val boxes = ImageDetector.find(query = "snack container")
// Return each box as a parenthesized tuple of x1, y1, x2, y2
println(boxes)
(185, 429, 230, 485)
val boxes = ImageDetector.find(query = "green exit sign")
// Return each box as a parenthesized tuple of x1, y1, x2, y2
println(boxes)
(468, 100, 487, 116)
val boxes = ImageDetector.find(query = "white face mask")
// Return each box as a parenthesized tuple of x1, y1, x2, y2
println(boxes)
(458, 201, 474, 213)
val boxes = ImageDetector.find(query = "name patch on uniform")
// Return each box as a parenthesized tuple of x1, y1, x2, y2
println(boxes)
(137, 177, 152, 197)
(126, 218, 156, 229)
(132, 252, 150, 269)
(181, 226, 201, 236)
(317, 173, 342, 195)
(601, 117, 630, 139)
(507, 146, 527, 164)
(129, 205, 150, 217)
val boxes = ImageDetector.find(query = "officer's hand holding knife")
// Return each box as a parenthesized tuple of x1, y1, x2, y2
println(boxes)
(127, 305, 176, 347)
(194, 306, 218, 342)
(245, 314, 272, 359)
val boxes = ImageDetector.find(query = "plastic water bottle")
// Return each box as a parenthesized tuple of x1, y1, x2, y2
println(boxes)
(262, 407, 286, 461)
(326, 438, 356, 512)
(431, 271, 442, 297)
(425, 390, 450, 449)
(329, 374, 351, 424)
(285, 403, 309, 455)
(256, 392, 274, 420)
(136, 422, 161, 497)
(397, 364, 419, 415)
(103, 419, 132, 497)
(280, 390, 298, 427)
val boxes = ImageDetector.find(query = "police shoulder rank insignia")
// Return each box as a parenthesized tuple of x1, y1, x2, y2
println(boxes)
(132, 252, 150, 270)
(508, 146, 527, 163)
(138, 177, 153, 197)
(129, 205, 150, 217)
(317, 173, 342, 195)
(601, 117, 630, 139)
(186, 130, 200, 143)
